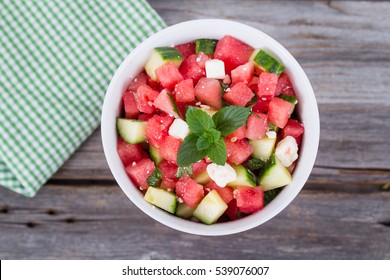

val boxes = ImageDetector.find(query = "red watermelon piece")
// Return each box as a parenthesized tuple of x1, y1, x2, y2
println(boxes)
(245, 113, 268, 140)
(176, 175, 205, 208)
(281, 119, 304, 145)
(191, 159, 208, 177)
(205, 181, 234, 204)
(223, 82, 254, 106)
(214, 35, 254, 74)
(145, 114, 174, 148)
(135, 85, 159, 114)
(235, 186, 264, 213)
(174, 79, 195, 103)
(179, 54, 206, 84)
(125, 158, 155, 190)
(159, 135, 182, 164)
(248, 76, 259, 92)
(275, 72, 295, 96)
(175, 42, 196, 59)
(155, 62, 183, 89)
(225, 200, 240, 221)
(231, 61, 254, 84)
(127, 72, 148, 92)
(159, 160, 178, 190)
(194, 77, 223, 109)
(117, 138, 147, 166)
(122, 91, 140, 119)
(138, 113, 153, 121)
(146, 76, 164, 92)
(252, 99, 271, 113)
(195, 52, 209, 69)
(225, 139, 253, 165)
(257, 72, 279, 100)
(267, 97, 292, 128)
(226, 124, 247, 141)
(153, 89, 181, 118)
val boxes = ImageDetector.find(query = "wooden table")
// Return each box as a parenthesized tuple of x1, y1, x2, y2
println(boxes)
(1, 0, 389, 259)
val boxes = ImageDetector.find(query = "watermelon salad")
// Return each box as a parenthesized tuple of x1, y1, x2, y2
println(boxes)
(116, 35, 304, 225)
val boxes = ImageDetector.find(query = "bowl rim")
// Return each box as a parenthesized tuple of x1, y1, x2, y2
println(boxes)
(101, 19, 320, 236)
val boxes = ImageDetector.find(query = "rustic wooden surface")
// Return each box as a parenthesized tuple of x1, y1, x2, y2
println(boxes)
(0, 0, 389, 259)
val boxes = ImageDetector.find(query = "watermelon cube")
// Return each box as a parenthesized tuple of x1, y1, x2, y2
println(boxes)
(155, 62, 184, 89)
(127, 71, 148, 92)
(138, 113, 153, 122)
(146, 114, 174, 148)
(252, 99, 271, 113)
(179, 54, 206, 84)
(176, 175, 205, 208)
(225, 200, 240, 221)
(175, 42, 196, 59)
(223, 82, 254, 106)
(205, 180, 234, 204)
(281, 119, 304, 145)
(153, 89, 181, 118)
(231, 61, 254, 84)
(159, 135, 182, 164)
(226, 124, 247, 141)
(117, 138, 147, 166)
(245, 113, 267, 140)
(123, 91, 140, 119)
(159, 160, 178, 190)
(225, 139, 253, 165)
(267, 97, 292, 128)
(191, 159, 208, 177)
(214, 35, 254, 74)
(275, 72, 295, 96)
(257, 72, 279, 100)
(235, 186, 264, 213)
(135, 85, 160, 114)
(174, 79, 195, 103)
(195, 52, 209, 69)
(125, 158, 156, 190)
(195, 77, 223, 109)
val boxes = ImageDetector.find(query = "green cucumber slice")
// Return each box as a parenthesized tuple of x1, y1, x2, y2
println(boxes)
(145, 47, 183, 81)
(117, 118, 146, 144)
(193, 190, 228, 225)
(144, 187, 177, 214)
(227, 165, 256, 188)
(195, 39, 218, 55)
(149, 146, 163, 165)
(194, 170, 211, 185)
(175, 203, 195, 219)
(258, 154, 292, 191)
(250, 49, 284, 76)
(250, 135, 277, 161)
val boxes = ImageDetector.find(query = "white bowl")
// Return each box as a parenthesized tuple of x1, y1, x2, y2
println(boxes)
(101, 19, 320, 236)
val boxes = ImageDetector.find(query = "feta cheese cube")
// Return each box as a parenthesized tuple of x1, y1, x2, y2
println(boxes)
(168, 119, 189, 140)
(275, 136, 298, 167)
(205, 59, 225, 79)
(266, 131, 277, 139)
(206, 163, 237, 188)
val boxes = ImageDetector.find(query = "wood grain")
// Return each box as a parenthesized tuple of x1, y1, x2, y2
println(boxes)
(1, 0, 389, 259)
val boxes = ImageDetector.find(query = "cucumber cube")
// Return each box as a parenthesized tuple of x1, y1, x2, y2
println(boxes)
(145, 47, 183, 81)
(258, 154, 292, 191)
(144, 187, 177, 214)
(193, 190, 228, 225)
(116, 118, 146, 144)
(250, 135, 277, 161)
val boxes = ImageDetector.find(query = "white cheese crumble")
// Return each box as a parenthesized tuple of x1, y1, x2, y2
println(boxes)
(266, 131, 277, 139)
(205, 59, 225, 79)
(275, 136, 299, 167)
(206, 163, 237, 188)
(168, 118, 190, 140)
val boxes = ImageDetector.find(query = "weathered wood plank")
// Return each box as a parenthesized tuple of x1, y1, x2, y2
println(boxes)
(0, 184, 389, 259)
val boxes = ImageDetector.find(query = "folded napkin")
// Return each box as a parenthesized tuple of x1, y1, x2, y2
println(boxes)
(0, 0, 166, 197)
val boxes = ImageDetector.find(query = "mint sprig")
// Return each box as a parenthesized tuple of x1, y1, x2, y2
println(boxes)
(177, 106, 250, 166)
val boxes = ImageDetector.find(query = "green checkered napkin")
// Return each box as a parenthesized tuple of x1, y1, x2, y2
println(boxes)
(0, 0, 166, 197)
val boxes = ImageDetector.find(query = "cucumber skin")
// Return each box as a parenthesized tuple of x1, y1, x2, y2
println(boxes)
(253, 50, 284, 76)
(155, 47, 183, 61)
(195, 39, 218, 55)
(258, 154, 292, 190)
(149, 146, 163, 165)
(227, 165, 256, 188)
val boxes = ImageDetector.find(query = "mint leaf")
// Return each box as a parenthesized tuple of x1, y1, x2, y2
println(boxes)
(212, 106, 251, 136)
(147, 168, 162, 188)
(177, 134, 207, 166)
(175, 166, 193, 178)
(264, 188, 282, 205)
(247, 158, 265, 172)
(196, 135, 211, 151)
(185, 106, 215, 136)
(207, 138, 226, 165)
